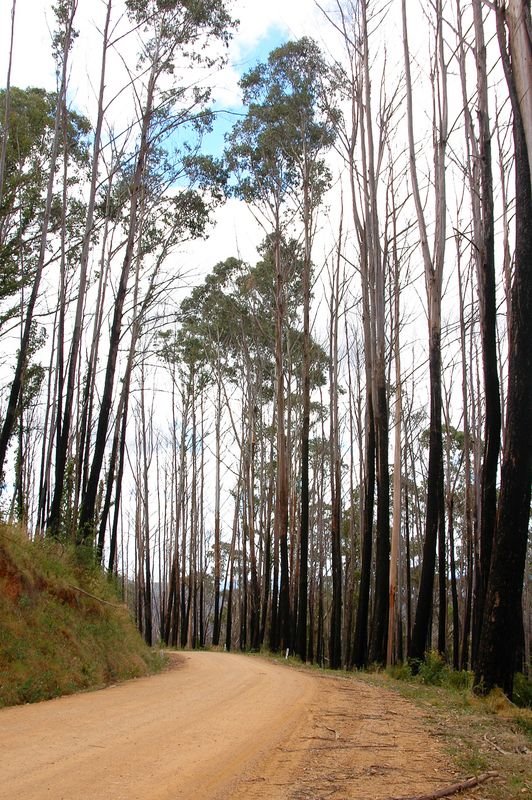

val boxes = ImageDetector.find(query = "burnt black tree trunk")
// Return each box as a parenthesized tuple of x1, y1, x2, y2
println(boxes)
(78, 83, 153, 539)
(352, 398, 375, 668)
(475, 5, 532, 698)
(470, 0, 501, 668)
(410, 330, 445, 663)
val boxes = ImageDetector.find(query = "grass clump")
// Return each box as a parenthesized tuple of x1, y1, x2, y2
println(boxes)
(513, 672, 532, 710)
(386, 652, 474, 691)
(368, 657, 531, 800)
(0, 525, 164, 707)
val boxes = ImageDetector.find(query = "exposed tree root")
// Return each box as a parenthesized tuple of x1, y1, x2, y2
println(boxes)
(386, 770, 499, 800)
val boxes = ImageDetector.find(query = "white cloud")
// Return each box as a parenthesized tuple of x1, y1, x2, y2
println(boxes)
(1, 0, 55, 90)
(1, 0, 332, 109)
(0, 0, 349, 275)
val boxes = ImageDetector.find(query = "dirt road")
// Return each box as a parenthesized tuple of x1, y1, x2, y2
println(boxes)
(0, 651, 457, 800)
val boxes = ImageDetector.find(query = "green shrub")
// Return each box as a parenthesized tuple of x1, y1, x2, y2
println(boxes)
(513, 673, 532, 709)
(387, 662, 413, 681)
(418, 650, 446, 685)
(445, 669, 473, 691)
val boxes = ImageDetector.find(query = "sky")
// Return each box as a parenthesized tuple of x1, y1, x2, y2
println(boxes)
(0, 0, 337, 268)
(0, 0, 336, 150)
(0, 0, 489, 538)
(0, 0, 432, 286)
(0, 0, 330, 103)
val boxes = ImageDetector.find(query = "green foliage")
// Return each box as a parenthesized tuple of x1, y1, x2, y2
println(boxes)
(387, 661, 413, 681)
(125, 0, 235, 56)
(388, 653, 474, 692)
(226, 37, 337, 214)
(158, 241, 328, 405)
(513, 673, 532, 709)
(0, 87, 90, 327)
(417, 650, 447, 685)
(445, 669, 474, 691)
(0, 525, 164, 707)
(182, 153, 228, 202)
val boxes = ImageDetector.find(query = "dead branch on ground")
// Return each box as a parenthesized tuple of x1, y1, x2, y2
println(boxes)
(386, 770, 499, 800)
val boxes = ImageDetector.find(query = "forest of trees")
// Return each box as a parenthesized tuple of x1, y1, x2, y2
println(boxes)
(0, 0, 530, 699)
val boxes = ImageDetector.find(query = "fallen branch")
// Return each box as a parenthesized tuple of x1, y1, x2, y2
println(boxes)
(65, 582, 125, 609)
(483, 733, 511, 755)
(386, 771, 499, 800)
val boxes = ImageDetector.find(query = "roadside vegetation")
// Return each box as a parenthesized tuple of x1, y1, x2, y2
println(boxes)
(0, 0, 530, 705)
(376, 664, 532, 800)
(0, 525, 164, 707)
(252, 649, 531, 800)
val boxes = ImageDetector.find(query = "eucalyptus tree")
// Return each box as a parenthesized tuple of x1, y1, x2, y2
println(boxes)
(78, 0, 235, 540)
(164, 236, 326, 651)
(99, 181, 212, 563)
(226, 70, 296, 653)
(454, 0, 501, 666)
(0, 85, 75, 325)
(0, 3, 89, 484)
(173, 255, 249, 645)
(244, 237, 328, 652)
(0, 85, 89, 519)
(226, 37, 336, 657)
(327, 237, 345, 670)
(355, 0, 396, 667)
(47, 0, 113, 538)
(475, 0, 532, 698)
(402, 0, 449, 665)
(321, 0, 401, 667)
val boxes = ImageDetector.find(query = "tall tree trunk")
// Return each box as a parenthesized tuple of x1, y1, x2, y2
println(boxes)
(48, 0, 112, 536)
(352, 393, 375, 668)
(388, 219, 402, 667)
(361, 0, 389, 666)
(296, 170, 312, 663)
(212, 377, 222, 646)
(475, 4, 532, 698)
(0, 1, 77, 478)
(403, 0, 447, 665)
(246, 402, 260, 651)
(225, 470, 242, 653)
(78, 39, 165, 539)
(454, 0, 502, 668)
(328, 243, 343, 669)
(260, 435, 275, 645)
(274, 224, 291, 653)
(140, 368, 152, 646)
(456, 242, 474, 671)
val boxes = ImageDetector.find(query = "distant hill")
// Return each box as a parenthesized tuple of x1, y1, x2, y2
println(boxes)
(0, 525, 164, 707)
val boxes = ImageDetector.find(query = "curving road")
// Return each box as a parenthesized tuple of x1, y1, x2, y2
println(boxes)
(0, 651, 452, 800)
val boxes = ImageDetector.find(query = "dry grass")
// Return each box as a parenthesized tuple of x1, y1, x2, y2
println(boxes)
(0, 525, 164, 707)
(357, 671, 532, 799)
(253, 652, 531, 799)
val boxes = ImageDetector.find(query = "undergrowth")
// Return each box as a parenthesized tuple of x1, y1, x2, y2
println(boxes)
(367, 655, 532, 800)
(0, 525, 165, 707)
(253, 647, 531, 799)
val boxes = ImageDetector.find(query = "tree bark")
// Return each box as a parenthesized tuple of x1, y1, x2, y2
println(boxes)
(475, 5, 532, 696)
(0, 1, 77, 478)
(403, 0, 447, 665)
(48, 0, 112, 536)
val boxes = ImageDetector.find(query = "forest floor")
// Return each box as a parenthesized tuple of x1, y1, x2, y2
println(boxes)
(0, 650, 516, 800)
